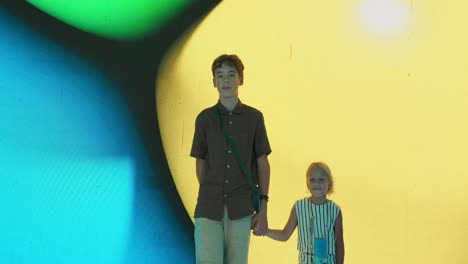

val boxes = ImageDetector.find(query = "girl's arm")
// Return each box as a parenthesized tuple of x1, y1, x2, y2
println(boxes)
(265, 204, 298, 242)
(334, 210, 345, 264)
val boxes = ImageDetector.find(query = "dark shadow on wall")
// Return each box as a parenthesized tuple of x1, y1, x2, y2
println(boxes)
(0, 0, 221, 261)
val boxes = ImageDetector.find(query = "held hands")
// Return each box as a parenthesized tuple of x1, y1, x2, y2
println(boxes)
(251, 208, 268, 236)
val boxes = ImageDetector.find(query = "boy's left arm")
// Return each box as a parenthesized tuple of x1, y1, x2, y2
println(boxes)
(252, 154, 270, 236)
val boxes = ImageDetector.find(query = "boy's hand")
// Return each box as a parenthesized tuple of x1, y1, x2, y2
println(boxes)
(251, 209, 268, 236)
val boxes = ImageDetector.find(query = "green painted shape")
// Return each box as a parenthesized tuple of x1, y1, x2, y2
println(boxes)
(27, 0, 191, 40)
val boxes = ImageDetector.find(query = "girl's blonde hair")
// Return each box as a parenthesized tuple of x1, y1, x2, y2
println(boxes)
(306, 162, 334, 194)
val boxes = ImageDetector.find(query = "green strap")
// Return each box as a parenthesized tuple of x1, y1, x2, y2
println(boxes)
(212, 106, 258, 193)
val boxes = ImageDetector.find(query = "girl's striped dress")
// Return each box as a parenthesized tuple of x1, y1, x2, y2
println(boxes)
(295, 198, 340, 264)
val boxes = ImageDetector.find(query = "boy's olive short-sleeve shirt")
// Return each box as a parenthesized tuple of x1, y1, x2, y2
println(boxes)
(190, 100, 271, 221)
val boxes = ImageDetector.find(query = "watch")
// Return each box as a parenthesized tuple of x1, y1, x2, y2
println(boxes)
(260, 194, 269, 202)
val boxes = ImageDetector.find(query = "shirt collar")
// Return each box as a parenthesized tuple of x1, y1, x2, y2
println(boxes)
(215, 99, 244, 115)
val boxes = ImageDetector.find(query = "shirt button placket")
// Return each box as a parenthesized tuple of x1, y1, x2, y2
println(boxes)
(226, 145, 231, 190)
(225, 114, 233, 201)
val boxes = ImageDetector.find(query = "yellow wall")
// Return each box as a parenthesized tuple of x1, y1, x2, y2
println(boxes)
(156, 0, 468, 263)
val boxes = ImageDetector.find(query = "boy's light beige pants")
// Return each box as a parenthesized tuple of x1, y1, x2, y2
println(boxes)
(195, 206, 253, 264)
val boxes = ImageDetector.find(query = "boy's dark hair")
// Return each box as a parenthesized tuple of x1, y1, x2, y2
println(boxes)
(211, 54, 245, 80)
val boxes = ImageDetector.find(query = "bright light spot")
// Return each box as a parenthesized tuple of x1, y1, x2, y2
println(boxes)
(359, 0, 410, 36)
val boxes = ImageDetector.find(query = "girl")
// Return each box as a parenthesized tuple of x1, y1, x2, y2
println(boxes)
(266, 162, 344, 264)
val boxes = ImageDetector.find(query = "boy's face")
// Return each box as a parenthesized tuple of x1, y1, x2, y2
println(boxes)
(213, 63, 243, 99)
(307, 168, 330, 198)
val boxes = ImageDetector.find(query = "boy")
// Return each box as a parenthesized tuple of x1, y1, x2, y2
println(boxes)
(190, 54, 272, 263)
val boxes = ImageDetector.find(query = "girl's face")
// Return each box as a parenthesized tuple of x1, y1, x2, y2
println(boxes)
(307, 168, 330, 198)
